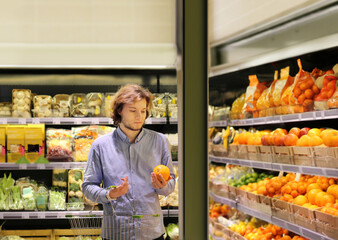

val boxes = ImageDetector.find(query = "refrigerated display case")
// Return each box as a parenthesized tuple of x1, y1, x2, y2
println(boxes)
(208, 2, 338, 240)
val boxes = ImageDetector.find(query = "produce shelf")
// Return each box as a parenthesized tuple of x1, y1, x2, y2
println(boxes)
(209, 155, 338, 178)
(0, 161, 179, 170)
(209, 109, 338, 127)
(0, 117, 170, 125)
(0, 209, 176, 219)
(209, 191, 336, 240)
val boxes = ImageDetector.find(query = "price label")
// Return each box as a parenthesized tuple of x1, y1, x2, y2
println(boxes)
(38, 212, 45, 219)
(37, 164, 46, 170)
(0, 118, 7, 124)
(19, 164, 27, 170)
(32, 118, 40, 124)
(53, 118, 61, 124)
(57, 212, 64, 218)
(91, 118, 100, 125)
(295, 173, 301, 182)
(278, 171, 284, 178)
(22, 212, 29, 219)
(18, 118, 26, 124)
(74, 118, 82, 125)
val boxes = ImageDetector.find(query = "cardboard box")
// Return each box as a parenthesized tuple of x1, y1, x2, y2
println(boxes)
(25, 126, 44, 163)
(0, 126, 6, 162)
(315, 209, 338, 239)
(6, 125, 25, 162)
(313, 147, 338, 168)
(247, 145, 260, 161)
(246, 192, 260, 211)
(292, 204, 317, 231)
(236, 188, 248, 205)
(273, 146, 294, 164)
(258, 146, 273, 162)
(292, 146, 315, 166)
(271, 197, 294, 222)
(258, 194, 272, 215)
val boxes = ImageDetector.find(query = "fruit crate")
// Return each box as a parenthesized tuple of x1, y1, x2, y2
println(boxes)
(211, 182, 230, 199)
(228, 144, 238, 158)
(273, 146, 294, 165)
(292, 204, 317, 231)
(53, 229, 101, 240)
(0, 229, 53, 240)
(237, 145, 248, 159)
(314, 208, 338, 240)
(246, 145, 260, 161)
(258, 194, 272, 215)
(313, 147, 338, 168)
(227, 185, 238, 201)
(246, 192, 260, 211)
(258, 146, 273, 162)
(236, 188, 248, 205)
(271, 197, 294, 222)
(291, 146, 315, 166)
(212, 144, 228, 157)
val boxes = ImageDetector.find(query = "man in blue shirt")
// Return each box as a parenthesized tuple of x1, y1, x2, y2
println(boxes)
(82, 84, 176, 240)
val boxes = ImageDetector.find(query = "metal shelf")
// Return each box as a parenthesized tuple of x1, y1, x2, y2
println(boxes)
(0, 117, 172, 125)
(209, 155, 338, 178)
(169, 118, 178, 124)
(227, 109, 338, 127)
(0, 209, 176, 219)
(208, 120, 227, 128)
(209, 192, 336, 240)
(208, 191, 236, 208)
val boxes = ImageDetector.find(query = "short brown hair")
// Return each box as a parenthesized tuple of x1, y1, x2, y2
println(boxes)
(111, 84, 153, 125)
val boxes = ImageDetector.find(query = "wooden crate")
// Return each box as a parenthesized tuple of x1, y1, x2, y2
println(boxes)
(53, 229, 101, 240)
(1, 229, 53, 240)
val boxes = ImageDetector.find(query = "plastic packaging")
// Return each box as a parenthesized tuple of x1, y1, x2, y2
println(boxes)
(87, 92, 104, 117)
(72, 126, 98, 162)
(314, 72, 337, 110)
(52, 94, 70, 117)
(0, 102, 12, 117)
(12, 89, 32, 118)
(52, 169, 68, 190)
(151, 93, 167, 118)
(68, 169, 84, 210)
(70, 93, 87, 117)
(0, 174, 15, 210)
(327, 87, 338, 108)
(289, 59, 317, 113)
(33, 95, 52, 117)
(21, 183, 37, 210)
(168, 93, 177, 118)
(244, 75, 268, 118)
(104, 92, 115, 117)
(230, 93, 245, 120)
(47, 128, 73, 162)
(36, 184, 48, 211)
(9, 185, 24, 210)
(48, 190, 66, 210)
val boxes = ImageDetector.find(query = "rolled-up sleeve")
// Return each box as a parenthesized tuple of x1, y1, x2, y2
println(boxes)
(82, 145, 110, 204)
(155, 136, 176, 196)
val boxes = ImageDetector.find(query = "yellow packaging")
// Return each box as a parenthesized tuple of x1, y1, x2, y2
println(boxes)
(25, 126, 44, 163)
(6, 126, 25, 162)
(0, 126, 6, 162)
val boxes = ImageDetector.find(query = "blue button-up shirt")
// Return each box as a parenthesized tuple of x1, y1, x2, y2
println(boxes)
(82, 127, 175, 239)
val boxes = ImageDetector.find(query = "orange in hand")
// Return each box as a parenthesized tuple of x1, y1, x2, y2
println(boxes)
(153, 165, 170, 181)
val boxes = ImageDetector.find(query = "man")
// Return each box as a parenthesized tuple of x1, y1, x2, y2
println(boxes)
(82, 84, 176, 240)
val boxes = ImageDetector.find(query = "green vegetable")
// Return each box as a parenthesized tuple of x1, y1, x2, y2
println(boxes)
(49, 190, 66, 210)
(69, 183, 81, 192)
(9, 185, 23, 210)
(95, 237, 102, 240)
(73, 171, 82, 181)
(0, 173, 14, 210)
(167, 223, 179, 240)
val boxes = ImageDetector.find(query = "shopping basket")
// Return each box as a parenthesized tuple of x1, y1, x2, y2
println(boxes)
(66, 186, 161, 240)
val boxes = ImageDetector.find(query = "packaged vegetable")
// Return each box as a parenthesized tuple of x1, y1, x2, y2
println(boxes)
(52, 94, 70, 117)
(230, 93, 245, 120)
(68, 169, 84, 210)
(36, 184, 48, 211)
(48, 190, 66, 210)
(168, 93, 177, 118)
(244, 75, 268, 118)
(104, 92, 115, 117)
(0, 173, 15, 210)
(289, 59, 318, 113)
(53, 169, 68, 190)
(33, 95, 52, 118)
(151, 93, 166, 118)
(12, 89, 31, 118)
(72, 126, 98, 162)
(70, 93, 87, 117)
(87, 93, 104, 117)
(9, 185, 23, 210)
(314, 72, 337, 110)
(328, 87, 338, 108)
(21, 184, 37, 210)
(0, 102, 12, 117)
(47, 129, 73, 162)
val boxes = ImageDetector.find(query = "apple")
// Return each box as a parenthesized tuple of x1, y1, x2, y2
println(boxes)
(289, 127, 301, 138)
(284, 133, 299, 146)
(299, 127, 310, 137)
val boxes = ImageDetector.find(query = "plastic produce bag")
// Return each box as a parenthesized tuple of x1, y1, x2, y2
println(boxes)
(21, 184, 37, 210)
(48, 190, 66, 210)
(0, 174, 15, 210)
(68, 169, 84, 210)
(36, 184, 48, 211)
(52, 94, 70, 117)
(244, 75, 268, 118)
(289, 59, 318, 113)
(72, 126, 98, 162)
(9, 185, 23, 210)
(47, 129, 73, 162)
(53, 169, 68, 190)
(70, 93, 88, 117)
(87, 93, 104, 117)
(314, 70, 337, 110)
(104, 92, 115, 117)
(230, 93, 245, 120)
(151, 93, 166, 118)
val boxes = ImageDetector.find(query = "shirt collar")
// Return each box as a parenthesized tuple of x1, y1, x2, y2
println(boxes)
(116, 126, 145, 144)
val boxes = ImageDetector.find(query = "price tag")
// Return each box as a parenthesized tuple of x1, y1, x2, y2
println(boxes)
(32, 118, 40, 124)
(74, 118, 82, 125)
(278, 171, 284, 178)
(19, 164, 27, 170)
(0, 118, 7, 124)
(22, 212, 29, 219)
(38, 212, 45, 219)
(295, 173, 301, 182)
(18, 118, 26, 124)
(57, 212, 64, 218)
(91, 118, 100, 125)
(37, 164, 46, 170)
(53, 118, 60, 124)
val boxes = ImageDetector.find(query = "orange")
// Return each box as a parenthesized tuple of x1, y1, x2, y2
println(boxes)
(308, 135, 323, 146)
(294, 195, 308, 206)
(318, 193, 335, 207)
(296, 135, 311, 146)
(308, 128, 321, 137)
(327, 184, 338, 199)
(315, 191, 327, 206)
(306, 183, 321, 193)
(153, 165, 170, 181)
(291, 190, 299, 198)
(322, 129, 338, 147)
(308, 189, 323, 205)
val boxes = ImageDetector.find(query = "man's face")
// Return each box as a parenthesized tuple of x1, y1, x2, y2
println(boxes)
(119, 99, 147, 131)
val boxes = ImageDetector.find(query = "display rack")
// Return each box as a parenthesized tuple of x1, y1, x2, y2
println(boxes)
(209, 155, 338, 178)
(209, 192, 336, 240)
